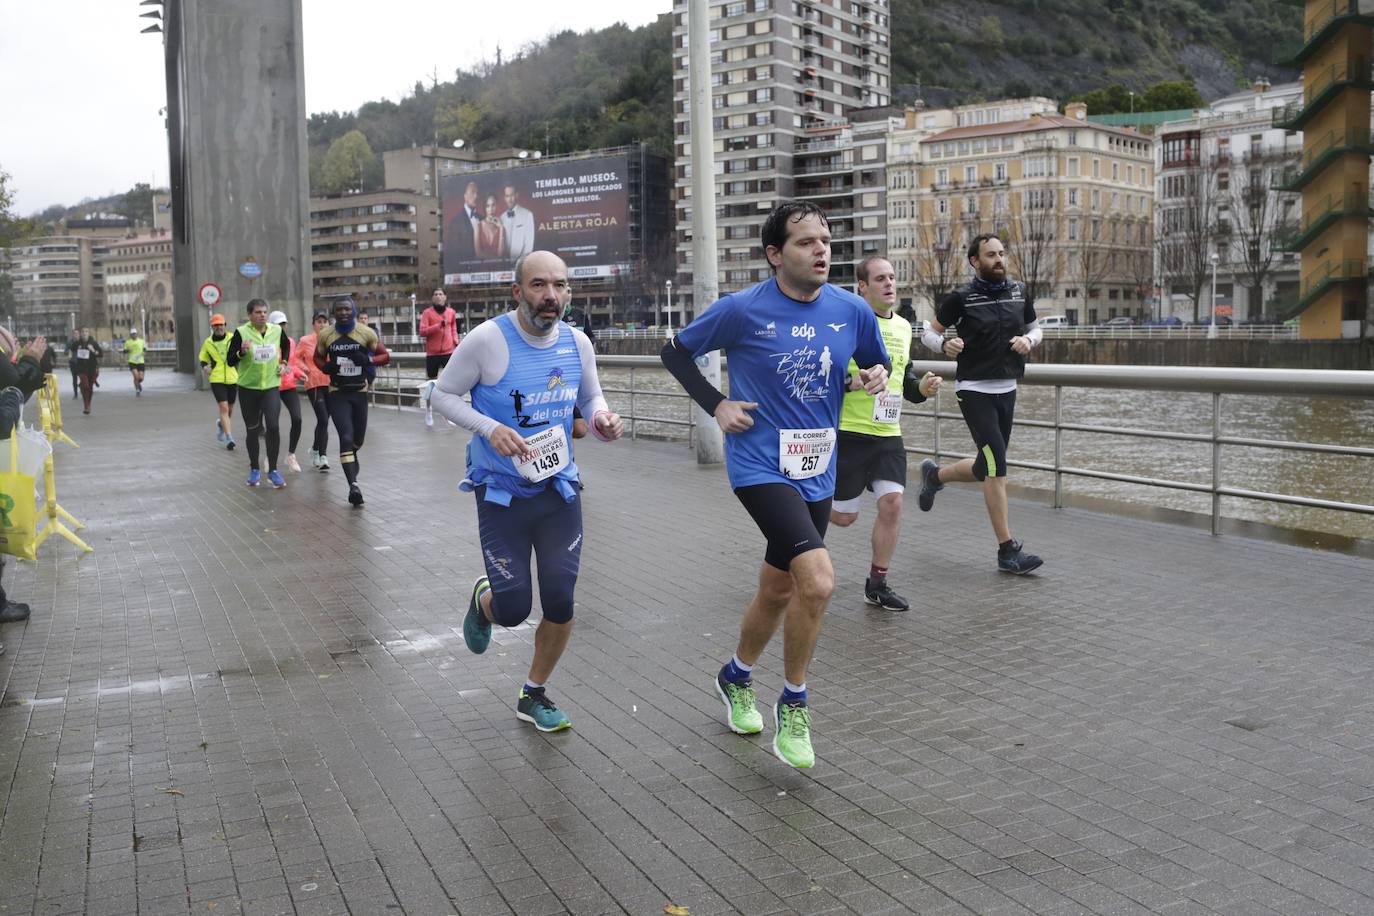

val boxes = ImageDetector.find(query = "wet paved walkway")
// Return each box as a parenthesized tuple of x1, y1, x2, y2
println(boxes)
(1, 370, 1373, 916)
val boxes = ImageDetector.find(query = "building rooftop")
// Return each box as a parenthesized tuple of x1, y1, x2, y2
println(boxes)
(925, 112, 1141, 144)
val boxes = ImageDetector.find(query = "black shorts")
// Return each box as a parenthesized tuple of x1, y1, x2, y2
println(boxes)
(735, 483, 831, 571)
(210, 382, 237, 405)
(957, 389, 1016, 480)
(128, 362, 144, 371)
(833, 432, 908, 501)
(425, 353, 452, 380)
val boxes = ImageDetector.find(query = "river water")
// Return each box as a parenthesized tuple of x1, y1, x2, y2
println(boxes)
(600, 367, 1374, 543)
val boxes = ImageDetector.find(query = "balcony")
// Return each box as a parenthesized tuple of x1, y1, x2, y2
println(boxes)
(1272, 128, 1374, 191)
(1272, 60, 1374, 131)
(1277, 190, 1374, 251)
(1286, 0, 1374, 66)
(1294, 257, 1367, 313)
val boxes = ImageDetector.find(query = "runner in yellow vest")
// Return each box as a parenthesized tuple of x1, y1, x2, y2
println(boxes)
(829, 256, 941, 612)
(225, 299, 291, 489)
(122, 328, 147, 396)
(198, 313, 238, 450)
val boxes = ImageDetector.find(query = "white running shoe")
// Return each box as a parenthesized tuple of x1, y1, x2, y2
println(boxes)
(286, 453, 301, 473)
(425, 406, 434, 428)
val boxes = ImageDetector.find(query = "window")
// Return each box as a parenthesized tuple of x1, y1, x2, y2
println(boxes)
(965, 166, 976, 183)
(1092, 159, 1100, 178)
(936, 168, 949, 186)
(1067, 157, 1080, 178)
(994, 162, 1007, 181)
(1067, 218, 1078, 240)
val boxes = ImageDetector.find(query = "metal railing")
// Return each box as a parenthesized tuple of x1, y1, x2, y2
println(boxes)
(379, 356, 1371, 539)
(1039, 324, 1299, 340)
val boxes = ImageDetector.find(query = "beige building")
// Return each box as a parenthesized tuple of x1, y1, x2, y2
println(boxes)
(309, 189, 439, 340)
(887, 102, 1155, 325)
(103, 232, 175, 343)
(6, 235, 114, 339)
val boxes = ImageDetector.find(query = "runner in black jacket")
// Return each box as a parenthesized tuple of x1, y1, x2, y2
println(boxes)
(916, 234, 1044, 575)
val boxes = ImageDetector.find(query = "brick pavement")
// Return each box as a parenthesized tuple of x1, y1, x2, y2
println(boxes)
(1, 369, 1373, 915)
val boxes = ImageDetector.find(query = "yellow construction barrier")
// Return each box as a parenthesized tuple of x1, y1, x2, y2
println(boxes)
(33, 374, 90, 553)
(34, 450, 90, 553)
(39, 374, 77, 448)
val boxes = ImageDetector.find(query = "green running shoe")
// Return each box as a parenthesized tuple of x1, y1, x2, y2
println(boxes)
(773, 699, 815, 769)
(463, 576, 492, 654)
(516, 687, 571, 732)
(715, 671, 764, 735)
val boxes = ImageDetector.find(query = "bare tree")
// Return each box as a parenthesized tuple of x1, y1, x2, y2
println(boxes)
(1156, 163, 1220, 322)
(1228, 164, 1297, 320)
(908, 217, 964, 316)
(1120, 217, 1155, 319)
(1005, 179, 1060, 304)
(1068, 214, 1112, 313)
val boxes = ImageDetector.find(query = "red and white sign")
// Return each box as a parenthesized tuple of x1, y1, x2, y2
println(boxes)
(198, 282, 222, 307)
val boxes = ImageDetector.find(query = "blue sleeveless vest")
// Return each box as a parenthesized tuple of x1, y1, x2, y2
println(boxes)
(462, 313, 583, 505)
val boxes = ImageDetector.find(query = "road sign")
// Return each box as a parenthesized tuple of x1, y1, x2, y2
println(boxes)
(198, 283, 222, 307)
(238, 259, 262, 279)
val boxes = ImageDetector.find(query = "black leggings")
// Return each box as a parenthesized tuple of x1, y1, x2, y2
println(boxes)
(280, 388, 302, 453)
(956, 389, 1016, 480)
(308, 386, 329, 455)
(327, 390, 368, 485)
(475, 485, 582, 626)
(238, 387, 282, 471)
(735, 483, 832, 571)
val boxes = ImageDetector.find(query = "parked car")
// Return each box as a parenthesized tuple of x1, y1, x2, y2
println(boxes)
(1102, 316, 1136, 328)
(1195, 315, 1233, 327)
(1037, 315, 1071, 328)
(1142, 315, 1184, 328)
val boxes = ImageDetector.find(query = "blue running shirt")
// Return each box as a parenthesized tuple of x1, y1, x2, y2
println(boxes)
(674, 279, 888, 501)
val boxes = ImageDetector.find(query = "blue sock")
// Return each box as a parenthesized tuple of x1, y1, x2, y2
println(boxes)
(721, 655, 753, 684)
(781, 681, 807, 704)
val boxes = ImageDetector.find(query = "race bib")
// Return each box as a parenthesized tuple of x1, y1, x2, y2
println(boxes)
(778, 428, 835, 480)
(873, 392, 902, 425)
(515, 425, 570, 483)
(75, 348, 90, 359)
(336, 356, 361, 377)
(252, 343, 276, 362)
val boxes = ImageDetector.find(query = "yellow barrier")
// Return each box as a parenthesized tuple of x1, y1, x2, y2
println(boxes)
(33, 375, 90, 553)
(40, 375, 77, 448)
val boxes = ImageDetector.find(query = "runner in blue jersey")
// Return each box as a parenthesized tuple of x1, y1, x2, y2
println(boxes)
(661, 202, 891, 769)
(432, 251, 624, 733)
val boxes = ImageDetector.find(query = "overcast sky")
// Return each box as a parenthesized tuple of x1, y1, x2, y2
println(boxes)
(0, 1, 665, 216)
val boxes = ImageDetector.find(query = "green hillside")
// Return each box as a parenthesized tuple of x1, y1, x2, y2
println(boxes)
(891, 0, 1302, 105)
(306, 2, 1304, 192)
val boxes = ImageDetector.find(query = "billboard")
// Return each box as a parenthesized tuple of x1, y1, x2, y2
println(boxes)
(441, 153, 632, 285)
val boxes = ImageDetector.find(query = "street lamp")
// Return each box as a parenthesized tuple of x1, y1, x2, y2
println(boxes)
(665, 279, 675, 334)
(1208, 251, 1219, 340)
(409, 292, 418, 343)
(1128, 90, 1135, 117)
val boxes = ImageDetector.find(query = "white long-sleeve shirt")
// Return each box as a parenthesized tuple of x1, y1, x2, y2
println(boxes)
(432, 315, 610, 440)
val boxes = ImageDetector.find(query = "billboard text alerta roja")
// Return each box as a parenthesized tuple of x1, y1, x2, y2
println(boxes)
(441, 153, 632, 285)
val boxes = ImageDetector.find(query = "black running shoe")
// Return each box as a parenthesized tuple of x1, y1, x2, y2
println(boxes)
(917, 459, 943, 512)
(0, 601, 31, 623)
(348, 485, 364, 506)
(997, 540, 1043, 575)
(864, 580, 910, 612)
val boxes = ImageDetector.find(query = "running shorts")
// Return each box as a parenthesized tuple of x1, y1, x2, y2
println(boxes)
(734, 482, 831, 571)
(833, 431, 907, 502)
(957, 389, 1016, 480)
